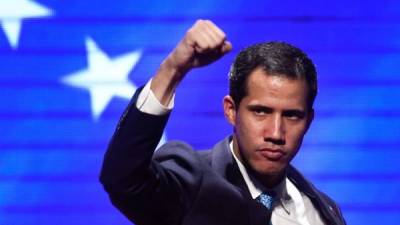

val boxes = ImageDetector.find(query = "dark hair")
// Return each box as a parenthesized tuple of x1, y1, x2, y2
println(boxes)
(229, 41, 317, 109)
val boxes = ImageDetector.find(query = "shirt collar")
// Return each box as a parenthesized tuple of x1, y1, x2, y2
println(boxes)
(229, 141, 292, 214)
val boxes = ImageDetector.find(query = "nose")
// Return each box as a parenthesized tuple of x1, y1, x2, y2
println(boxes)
(264, 114, 285, 145)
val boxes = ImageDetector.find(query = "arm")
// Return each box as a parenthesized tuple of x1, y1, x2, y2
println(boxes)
(99, 20, 232, 224)
(151, 19, 232, 106)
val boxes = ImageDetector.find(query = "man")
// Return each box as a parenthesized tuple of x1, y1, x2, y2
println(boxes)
(100, 20, 346, 225)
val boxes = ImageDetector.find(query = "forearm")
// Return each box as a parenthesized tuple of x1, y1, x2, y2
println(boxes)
(150, 58, 187, 106)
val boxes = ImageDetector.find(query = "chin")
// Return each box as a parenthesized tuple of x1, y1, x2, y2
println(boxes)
(252, 162, 286, 178)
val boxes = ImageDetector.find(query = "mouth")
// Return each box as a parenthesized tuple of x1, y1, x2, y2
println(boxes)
(257, 148, 285, 161)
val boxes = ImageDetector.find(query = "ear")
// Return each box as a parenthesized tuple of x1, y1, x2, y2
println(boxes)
(223, 95, 237, 126)
(305, 108, 314, 132)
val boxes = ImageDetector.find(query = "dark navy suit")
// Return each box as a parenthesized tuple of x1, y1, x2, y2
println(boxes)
(100, 89, 346, 225)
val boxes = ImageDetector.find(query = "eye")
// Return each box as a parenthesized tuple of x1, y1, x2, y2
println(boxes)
(287, 115, 300, 121)
(248, 105, 271, 116)
(283, 111, 305, 121)
(253, 108, 267, 116)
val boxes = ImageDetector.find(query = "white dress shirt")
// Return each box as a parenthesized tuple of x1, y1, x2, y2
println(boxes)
(136, 80, 326, 225)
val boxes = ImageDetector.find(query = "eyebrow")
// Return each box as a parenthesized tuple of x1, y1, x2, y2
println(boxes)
(282, 109, 306, 118)
(247, 104, 306, 116)
(247, 104, 273, 113)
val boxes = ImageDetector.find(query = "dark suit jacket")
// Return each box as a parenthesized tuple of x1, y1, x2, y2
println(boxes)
(100, 89, 346, 225)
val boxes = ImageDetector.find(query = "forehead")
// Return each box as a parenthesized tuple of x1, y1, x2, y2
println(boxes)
(244, 68, 309, 109)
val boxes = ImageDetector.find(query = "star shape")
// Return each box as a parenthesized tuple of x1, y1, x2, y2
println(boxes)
(62, 37, 141, 120)
(0, 0, 53, 49)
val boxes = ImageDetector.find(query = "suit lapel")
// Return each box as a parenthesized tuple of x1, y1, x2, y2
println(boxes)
(209, 136, 271, 225)
(210, 136, 248, 194)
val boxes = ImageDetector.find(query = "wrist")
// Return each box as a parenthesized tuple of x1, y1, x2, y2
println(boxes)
(150, 59, 187, 106)
(159, 58, 185, 83)
(161, 55, 191, 81)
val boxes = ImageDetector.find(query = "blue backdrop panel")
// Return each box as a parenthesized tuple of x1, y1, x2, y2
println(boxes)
(0, 1, 399, 225)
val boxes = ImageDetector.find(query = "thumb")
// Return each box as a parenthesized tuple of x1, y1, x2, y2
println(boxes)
(221, 41, 233, 54)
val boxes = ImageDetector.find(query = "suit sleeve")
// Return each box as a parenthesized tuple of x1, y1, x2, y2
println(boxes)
(99, 87, 202, 225)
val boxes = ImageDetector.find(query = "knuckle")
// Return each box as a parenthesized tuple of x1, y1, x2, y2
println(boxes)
(220, 31, 226, 38)
(186, 28, 193, 36)
(195, 19, 204, 25)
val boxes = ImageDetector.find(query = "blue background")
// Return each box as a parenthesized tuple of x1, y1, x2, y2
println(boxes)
(1, 0, 399, 224)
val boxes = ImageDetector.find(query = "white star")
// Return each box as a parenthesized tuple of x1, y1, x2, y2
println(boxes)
(0, 0, 53, 49)
(62, 37, 141, 120)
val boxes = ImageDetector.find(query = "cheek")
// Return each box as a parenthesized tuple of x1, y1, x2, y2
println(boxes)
(236, 121, 266, 153)
(287, 126, 307, 147)
(236, 116, 263, 138)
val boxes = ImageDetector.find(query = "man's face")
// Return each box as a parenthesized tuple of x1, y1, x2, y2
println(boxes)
(224, 68, 313, 182)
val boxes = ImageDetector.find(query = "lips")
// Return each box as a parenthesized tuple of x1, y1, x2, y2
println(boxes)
(258, 148, 285, 161)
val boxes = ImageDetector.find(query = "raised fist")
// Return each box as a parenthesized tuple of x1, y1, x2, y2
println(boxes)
(165, 19, 232, 75)
(151, 20, 232, 105)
